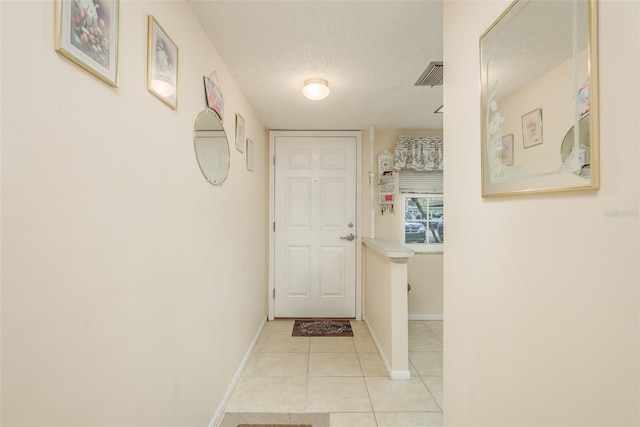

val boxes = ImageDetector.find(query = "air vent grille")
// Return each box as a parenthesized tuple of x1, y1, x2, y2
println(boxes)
(415, 61, 443, 87)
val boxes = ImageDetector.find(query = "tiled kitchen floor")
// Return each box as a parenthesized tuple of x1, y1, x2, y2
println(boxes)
(221, 319, 443, 427)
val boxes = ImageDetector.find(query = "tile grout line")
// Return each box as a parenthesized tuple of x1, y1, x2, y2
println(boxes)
(223, 320, 442, 426)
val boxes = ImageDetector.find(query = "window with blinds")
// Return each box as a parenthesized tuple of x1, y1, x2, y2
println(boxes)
(399, 170, 444, 252)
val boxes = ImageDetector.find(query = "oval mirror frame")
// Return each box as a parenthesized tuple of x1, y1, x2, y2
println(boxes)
(193, 109, 230, 185)
(479, 0, 599, 197)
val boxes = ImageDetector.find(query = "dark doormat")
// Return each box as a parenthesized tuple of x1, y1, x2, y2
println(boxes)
(291, 319, 353, 337)
(218, 412, 329, 427)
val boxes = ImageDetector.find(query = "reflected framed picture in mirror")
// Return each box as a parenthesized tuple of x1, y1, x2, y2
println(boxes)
(577, 81, 590, 117)
(521, 109, 542, 149)
(480, 0, 599, 197)
(500, 134, 514, 166)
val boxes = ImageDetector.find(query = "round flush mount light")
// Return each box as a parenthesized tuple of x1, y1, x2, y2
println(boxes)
(302, 78, 330, 101)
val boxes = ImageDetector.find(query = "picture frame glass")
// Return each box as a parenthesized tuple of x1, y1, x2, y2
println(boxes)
(204, 75, 224, 121)
(148, 16, 178, 109)
(55, 0, 119, 87)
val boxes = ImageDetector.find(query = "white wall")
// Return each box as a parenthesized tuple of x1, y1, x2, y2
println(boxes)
(1, 1, 266, 425)
(361, 129, 443, 317)
(444, 1, 639, 426)
(407, 255, 443, 319)
(363, 244, 411, 377)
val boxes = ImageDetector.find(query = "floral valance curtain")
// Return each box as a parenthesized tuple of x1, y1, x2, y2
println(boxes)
(393, 135, 443, 171)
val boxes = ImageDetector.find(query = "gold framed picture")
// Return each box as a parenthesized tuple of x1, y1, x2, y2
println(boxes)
(147, 16, 178, 109)
(54, 0, 119, 87)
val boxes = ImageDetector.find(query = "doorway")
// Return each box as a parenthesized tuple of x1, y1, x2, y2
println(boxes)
(268, 131, 362, 319)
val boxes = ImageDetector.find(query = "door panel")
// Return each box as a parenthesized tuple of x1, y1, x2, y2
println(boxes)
(320, 178, 345, 228)
(286, 178, 311, 229)
(286, 246, 311, 297)
(319, 246, 344, 296)
(273, 133, 357, 318)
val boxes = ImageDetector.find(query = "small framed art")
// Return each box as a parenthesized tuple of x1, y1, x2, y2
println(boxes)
(203, 74, 224, 121)
(147, 16, 178, 109)
(235, 113, 245, 153)
(521, 108, 542, 148)
(577, 82, 590, 117)
(54, 0, 119, 87)
(500, 134, 514, 166)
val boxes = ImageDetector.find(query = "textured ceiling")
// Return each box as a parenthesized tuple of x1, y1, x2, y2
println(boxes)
(482, 0, 589, 103)
(187, 0, 443, 131)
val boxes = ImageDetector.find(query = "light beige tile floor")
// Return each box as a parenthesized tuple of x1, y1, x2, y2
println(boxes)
(222, 320, 443, 427)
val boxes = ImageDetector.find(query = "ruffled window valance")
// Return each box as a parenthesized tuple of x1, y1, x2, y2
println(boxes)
(393, 135, 443, 171)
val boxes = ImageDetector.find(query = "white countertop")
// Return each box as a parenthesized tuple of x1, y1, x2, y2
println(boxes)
(362, 238, 415, 259)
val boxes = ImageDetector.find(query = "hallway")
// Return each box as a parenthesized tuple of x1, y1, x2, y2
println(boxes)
(219, 320, 443, 426)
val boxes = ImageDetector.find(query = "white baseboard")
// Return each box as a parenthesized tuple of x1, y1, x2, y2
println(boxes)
(390, 370, 411, 380)
(363, 316, 411, 380)
(408, 314, 444, 321)
(208, 316, 267, 427)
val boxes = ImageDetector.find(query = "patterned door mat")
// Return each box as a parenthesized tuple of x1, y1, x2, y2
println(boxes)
(291, 319, 353, 337)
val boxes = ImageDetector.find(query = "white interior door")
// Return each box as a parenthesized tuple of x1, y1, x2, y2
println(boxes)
(272, 132, 359, 318)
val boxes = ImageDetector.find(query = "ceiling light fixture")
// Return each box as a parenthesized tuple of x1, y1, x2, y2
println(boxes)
(302, 78, 330, 100)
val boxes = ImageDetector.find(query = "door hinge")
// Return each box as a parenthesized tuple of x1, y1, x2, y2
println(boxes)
(273, 288, 276, 299)
(273, 222, 276, 232)
(273, 155, 276, 166)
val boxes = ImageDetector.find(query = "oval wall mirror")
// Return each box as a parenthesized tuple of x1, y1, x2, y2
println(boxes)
(193, 109, 230, 185)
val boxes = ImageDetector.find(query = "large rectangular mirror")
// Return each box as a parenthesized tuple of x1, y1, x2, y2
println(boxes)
(480, 0, 599, 197)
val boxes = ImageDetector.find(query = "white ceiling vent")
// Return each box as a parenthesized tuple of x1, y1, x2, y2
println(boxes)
(415, 61, 443, 87)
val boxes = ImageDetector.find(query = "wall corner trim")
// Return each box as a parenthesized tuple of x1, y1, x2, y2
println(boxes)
(363, 315, 411, 380)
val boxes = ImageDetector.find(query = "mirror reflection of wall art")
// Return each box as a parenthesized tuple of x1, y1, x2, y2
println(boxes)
(577, 81, 590, 117)
(521, 109, 542, 148)
(235, 113, 245, 153)
(54, 0, 119, 87)
(147, 16, 178, 109)
(480, 0, 599, 197)
(500, 134, 514, 166)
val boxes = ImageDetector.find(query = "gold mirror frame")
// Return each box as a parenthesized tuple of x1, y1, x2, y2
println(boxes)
(480, 0, 599, 197)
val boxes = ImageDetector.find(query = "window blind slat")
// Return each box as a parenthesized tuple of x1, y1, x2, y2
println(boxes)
(399, 170, 443, 193)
